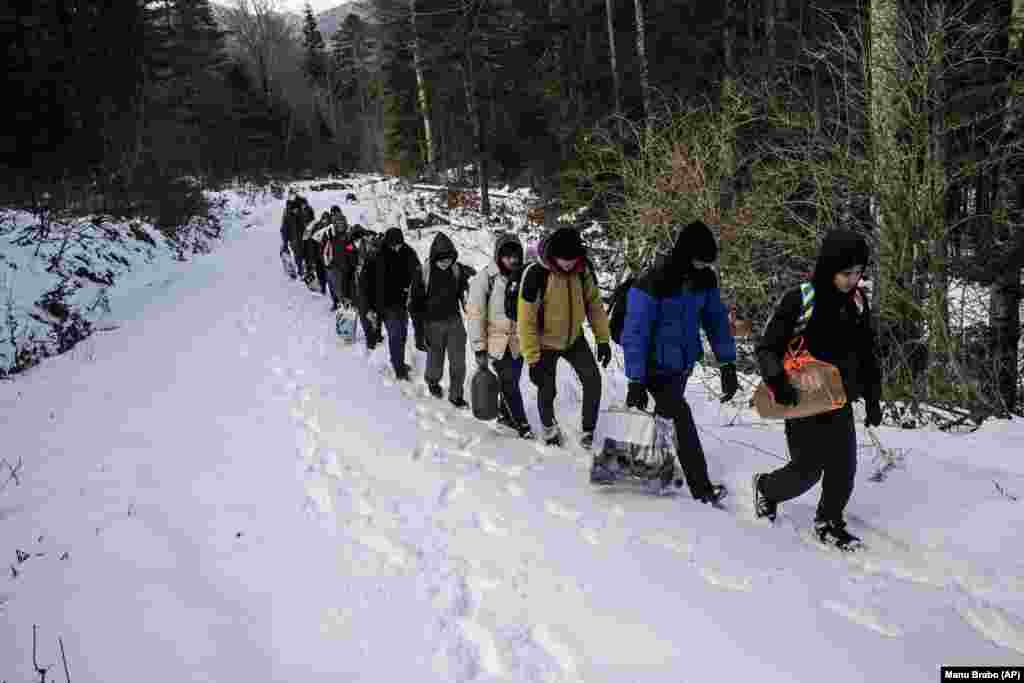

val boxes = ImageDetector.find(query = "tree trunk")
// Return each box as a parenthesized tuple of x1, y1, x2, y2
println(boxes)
(634, 0, 652, 135)
(988, 0, 1024, 415)
(763, 0, 775, 64)
(868, 0, 898, 316)
(605, 0, 623, 137)
(719, 0, 737, 211)
(409, 0, 435, 173)
(926, 1, 949, 365)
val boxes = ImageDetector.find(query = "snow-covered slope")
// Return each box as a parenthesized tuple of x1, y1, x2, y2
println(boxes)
(1, 178, 1023, 682)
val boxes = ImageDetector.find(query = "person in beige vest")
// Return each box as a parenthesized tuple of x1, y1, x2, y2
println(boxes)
(466, 233, 534, 439)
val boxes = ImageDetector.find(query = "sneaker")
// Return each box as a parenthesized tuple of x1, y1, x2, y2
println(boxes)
(541, 424, 562, 447)
(814, 518, 863, 551)
(427, 382, 443, 398)
(589, 458, 618, 485)
(752, 473, 777, 522)
(449, 397, 469, 410)
(516, 422, 535, 440)
(700, 483, 729, 507)
(579, 431, 595, 450)
(658, 457, 681, 490)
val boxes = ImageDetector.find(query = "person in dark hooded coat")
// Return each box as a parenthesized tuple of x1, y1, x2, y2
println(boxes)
(617, 220, 736, 503)
(280, 191, 315, 277)
(363, 227, 423, 380)
(753, 228, 882, 550)
(410, 232, 476, 408)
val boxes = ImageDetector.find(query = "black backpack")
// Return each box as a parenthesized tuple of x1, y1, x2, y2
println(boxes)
(607, 276, 637, 346)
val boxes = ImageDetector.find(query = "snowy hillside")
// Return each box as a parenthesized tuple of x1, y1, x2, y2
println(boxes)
(1, 177, 1023, 682)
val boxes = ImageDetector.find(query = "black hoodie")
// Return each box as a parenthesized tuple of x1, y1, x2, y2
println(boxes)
(414, 232, 473, 321)
(756, 230, 881, 403)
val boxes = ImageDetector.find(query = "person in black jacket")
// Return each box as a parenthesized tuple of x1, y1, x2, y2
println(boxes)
(410, 232, 475, 408)
(363, 227, 423, 380)
(356, 231, 383, 350)
(753, 229, 882, 551)
(280, 191, 314, 278)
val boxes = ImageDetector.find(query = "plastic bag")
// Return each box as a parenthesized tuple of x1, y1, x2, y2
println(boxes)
(593, 408, 678, 479)
(335, 306, 358, 344)
(752, 337, 847, 419)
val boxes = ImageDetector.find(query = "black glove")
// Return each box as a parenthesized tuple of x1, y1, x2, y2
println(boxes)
(626, 382, 649, 411)
(596, 342, 612, 368)
(720, 363, 738, 403)
(865, 399, 883, 428)
(475, 351, 490, 370)
(528, 362, 545, 387)
(767, 375, 799, 407)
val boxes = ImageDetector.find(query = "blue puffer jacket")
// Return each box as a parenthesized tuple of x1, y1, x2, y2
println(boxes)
(622, 264, 736, 383)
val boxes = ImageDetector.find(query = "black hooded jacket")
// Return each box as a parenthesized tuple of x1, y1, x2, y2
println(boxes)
(368, 227, 422, 313)
(756, 230, 881, 404)
(411, 232, 474, 321)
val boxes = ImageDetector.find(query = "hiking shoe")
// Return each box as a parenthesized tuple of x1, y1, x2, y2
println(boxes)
(700, 483, 728, 507)
(449, 397, 469, 410)
(658, 457, 681, 490)
(541, 424, 562, 447)
(427, 382, 443, 398)
(579, 431, 595, 450)
(753, 473, 777, 522)
(589, 459, 618, 485)
(517, 423, 535, 440)
(814, 519, 863, 551)
(395, 365, 411, 381)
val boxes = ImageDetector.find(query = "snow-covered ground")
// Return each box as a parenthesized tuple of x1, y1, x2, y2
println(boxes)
(2, 178, 1023, 682)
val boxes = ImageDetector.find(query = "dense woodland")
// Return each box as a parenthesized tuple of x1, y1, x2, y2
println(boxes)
(2, 0, 1023, 423)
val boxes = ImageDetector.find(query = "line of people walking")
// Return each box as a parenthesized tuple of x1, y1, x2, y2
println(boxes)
(280, 189, 882, 548)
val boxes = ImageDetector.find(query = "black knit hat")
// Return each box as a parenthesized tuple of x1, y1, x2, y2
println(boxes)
(545, 228, 586, 260)
(383, 227, 404, 247)
(672, 220, 718, 266)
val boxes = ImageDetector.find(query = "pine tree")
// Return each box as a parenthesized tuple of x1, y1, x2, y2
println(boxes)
(302, 3, 327, 86)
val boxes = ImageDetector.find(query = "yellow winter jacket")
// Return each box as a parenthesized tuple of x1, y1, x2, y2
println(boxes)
(517, 249, 611, 366)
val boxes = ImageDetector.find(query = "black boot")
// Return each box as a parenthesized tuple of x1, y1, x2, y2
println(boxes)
(753, 473, 778, 522)
(814, 518, 863, 551)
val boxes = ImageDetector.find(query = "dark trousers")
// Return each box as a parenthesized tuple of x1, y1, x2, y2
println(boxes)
(494, 349, 527, 425)
(289, 238, 305, 276)
(382, 308, 409, 374)
(304, 240, 326, 293)
(648, 371, 714, 500)
(533, 335, 601, 433)
(759, 405, 857, 523)
(424, 316, 467, 401)
(361, 312, 381, 349)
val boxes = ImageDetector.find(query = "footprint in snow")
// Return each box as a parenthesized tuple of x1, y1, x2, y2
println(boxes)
(822, 599, 904, 638)
(438, 479, 466, 506)
(958, 599, 1024, 655)
(698, 565, 755, 593)
(544, 500, 582, 523)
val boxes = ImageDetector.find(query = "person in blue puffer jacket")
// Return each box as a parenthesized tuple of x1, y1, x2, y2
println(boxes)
(613, 220, 739, 505)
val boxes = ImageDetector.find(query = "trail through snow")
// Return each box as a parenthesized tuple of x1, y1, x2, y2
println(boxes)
(2, 181, 1023, 681)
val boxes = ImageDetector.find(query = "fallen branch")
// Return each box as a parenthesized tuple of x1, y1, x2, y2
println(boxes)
(58, 637, 71, 683)
(993, 480, 1019, 502)
(33, 624, 51, 682)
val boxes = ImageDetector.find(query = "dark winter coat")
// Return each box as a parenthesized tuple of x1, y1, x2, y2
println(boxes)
(334, 227, 368, 303)
(622, 252, 736, 384)
(280, 196, 314, 251)
(756, 229, 881, 404)
(411, 232, 474, 322)
(367, 228, 422, 314)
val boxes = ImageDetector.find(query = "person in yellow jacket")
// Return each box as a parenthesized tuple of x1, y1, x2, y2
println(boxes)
(518, 227, 612, 448)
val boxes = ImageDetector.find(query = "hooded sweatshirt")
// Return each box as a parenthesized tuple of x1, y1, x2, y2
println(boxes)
(417, 232, 465, 321)
(756, 229, 881, 403)
(466, 233, 524, 358)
